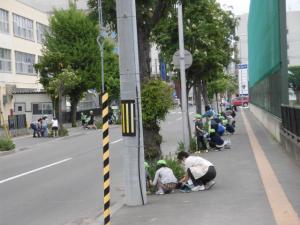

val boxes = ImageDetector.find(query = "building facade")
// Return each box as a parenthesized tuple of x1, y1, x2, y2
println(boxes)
(0, 0, 51, 126)
(236, 11, 300, 96)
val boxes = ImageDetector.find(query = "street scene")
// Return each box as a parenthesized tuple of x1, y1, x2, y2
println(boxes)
(1, 0, 300, 225)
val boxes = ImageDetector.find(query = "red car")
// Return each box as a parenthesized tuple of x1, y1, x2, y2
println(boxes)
(231, 96, 249, 107)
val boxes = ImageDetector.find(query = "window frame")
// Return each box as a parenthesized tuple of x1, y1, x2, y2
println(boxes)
(15, 51, 36, 75)
(32, 102, 53, 115)
(0, 48, 12, 73)
(0, 8, 9, 34)
(13, 13, 34, 41)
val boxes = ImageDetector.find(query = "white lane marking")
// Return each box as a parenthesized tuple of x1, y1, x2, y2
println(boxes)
(111, 139, 122, 144)
(176, 117, 182, 121)
(0, 158, 72, 184)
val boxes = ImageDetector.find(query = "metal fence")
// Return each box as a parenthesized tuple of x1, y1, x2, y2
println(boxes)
(281, 105, 300, 137)
(8, 114, 27, 130)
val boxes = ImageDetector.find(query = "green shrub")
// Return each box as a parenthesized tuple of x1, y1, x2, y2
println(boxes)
(189, 137, 197, 153)
(146, 156, 185, 181)
(58, 128, 69, 137)
(177, 138, 197, 153)
(0, 138, 15, 151)
(96, 120, 103, 129)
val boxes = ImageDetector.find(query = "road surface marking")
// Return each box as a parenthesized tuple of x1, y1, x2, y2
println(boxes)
(0, 158, 72, 184)
(176, 117, 182, 121)
(241, 110, 300, 225)
(111, 139, 122, 144)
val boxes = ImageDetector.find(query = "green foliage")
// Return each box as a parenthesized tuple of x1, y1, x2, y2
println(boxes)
(58, 128, 69, 137)
(207, 74, 237, 99)
(189, 137, 197, 153)
(289, 66, 300, 91)
(151, 0, 238, 90)
(177, 138, 197, 153)
(35, 5, 120, 116)
(146, 156, 185, 182)
(141, 79, 173, 129)
(95, 120, 103, 129)
(0, 138, 15, 151)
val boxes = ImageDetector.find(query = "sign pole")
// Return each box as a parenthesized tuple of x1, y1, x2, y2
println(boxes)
(178, 2, 190, 152)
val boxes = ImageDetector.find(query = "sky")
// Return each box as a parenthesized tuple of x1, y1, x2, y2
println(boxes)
(217, 0, 300, 15)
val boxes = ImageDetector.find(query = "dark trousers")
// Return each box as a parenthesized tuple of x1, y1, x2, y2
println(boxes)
(187, 166, 216, 186)
(197, 135, 206, 150)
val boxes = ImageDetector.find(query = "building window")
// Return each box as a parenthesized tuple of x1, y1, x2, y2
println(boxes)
(36, 22, 49, 44)
(0, 48, 11, 72)
(32, 103, 53, 115)
(13, 14, 34, 41)
(0, 9, 9, 33)
(15, 51, 35, 75)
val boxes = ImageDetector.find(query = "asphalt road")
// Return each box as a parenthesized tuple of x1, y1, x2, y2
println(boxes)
(0, 106, 192, 225)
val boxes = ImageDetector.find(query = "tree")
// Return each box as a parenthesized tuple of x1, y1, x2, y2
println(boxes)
(88, 0, 177, 81)
(48, 67, 80, 131)
(35, 5, 119, 126)
(151, 0, 238, 112)
(288, 66, 300, 104)
(141, 79, 173, 159)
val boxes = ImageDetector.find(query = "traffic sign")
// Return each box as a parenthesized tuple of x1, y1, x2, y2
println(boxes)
(238, 64, 248, 69)
(172, 49, 193, 69)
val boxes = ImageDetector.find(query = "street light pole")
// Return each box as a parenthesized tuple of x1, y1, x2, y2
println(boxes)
(178, 2, 190, 151)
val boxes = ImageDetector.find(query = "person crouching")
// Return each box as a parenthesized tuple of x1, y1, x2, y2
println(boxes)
(152, 160, 177, 195)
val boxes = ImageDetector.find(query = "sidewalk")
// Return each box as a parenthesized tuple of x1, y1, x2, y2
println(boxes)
(107, 108, 300, 225)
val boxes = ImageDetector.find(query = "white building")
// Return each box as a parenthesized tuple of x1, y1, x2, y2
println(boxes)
(236, 11, 300, 96)
(0, 0, 51, 127)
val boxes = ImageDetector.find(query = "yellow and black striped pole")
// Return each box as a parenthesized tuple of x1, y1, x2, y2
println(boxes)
(102, 92, 110, 225)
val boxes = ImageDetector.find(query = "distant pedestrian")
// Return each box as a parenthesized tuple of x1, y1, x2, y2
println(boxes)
(41, 116, 48, 137)
(177, 152, 216, 191)
(30, 120, 39, 138)
(87, 110, 97, 129)
(194, 114, 207, 151)
(51, 117, 59, 137)
(152, 160, 177, 195)
(80, 112, 87, 128)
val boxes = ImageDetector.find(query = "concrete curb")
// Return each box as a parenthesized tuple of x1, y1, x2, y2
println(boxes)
(0, 149, 15, 156)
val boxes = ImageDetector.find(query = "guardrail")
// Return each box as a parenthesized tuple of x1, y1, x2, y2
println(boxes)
(281, 105, 300, 137)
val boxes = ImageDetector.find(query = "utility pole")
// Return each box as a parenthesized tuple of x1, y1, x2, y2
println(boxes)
(116, 0, 147, 206)
(178, 2, 190, 151)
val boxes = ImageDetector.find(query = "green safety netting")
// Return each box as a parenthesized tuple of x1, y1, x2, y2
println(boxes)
(248, 0, 281, 88)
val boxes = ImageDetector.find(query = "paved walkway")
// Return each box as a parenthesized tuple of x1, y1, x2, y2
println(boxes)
(104, 108, 300, 225)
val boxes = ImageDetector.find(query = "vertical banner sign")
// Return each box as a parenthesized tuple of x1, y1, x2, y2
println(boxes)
(121, 100, 136, 136)
(102, 92, 110, 225)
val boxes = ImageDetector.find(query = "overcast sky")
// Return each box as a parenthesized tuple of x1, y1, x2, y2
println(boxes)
(217, 0, 300, 15)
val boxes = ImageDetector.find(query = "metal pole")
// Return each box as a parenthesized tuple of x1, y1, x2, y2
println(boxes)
(178, 3, 190, 151)
(97, 0, 105, 93)
(116, 0, 147, 206)
(97, 1, 111, 225)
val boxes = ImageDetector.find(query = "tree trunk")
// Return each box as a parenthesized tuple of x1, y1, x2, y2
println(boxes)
(296, 90, 300, 105)
(58, 84, 64, 131)
(201, 80, 210, 106)
(143, 126, 162, 160)
(137, 26, 151, 81)
(70, 100, 78, 127)
(215, 93, 219, 113)
(194, 79, 202, 114)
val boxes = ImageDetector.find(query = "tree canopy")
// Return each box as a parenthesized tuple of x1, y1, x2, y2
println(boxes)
(35, 5, 119, 125)
(151, 0, 238, 90)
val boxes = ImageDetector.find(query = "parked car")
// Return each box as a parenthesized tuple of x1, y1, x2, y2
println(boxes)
(231, 96, 249, 107)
